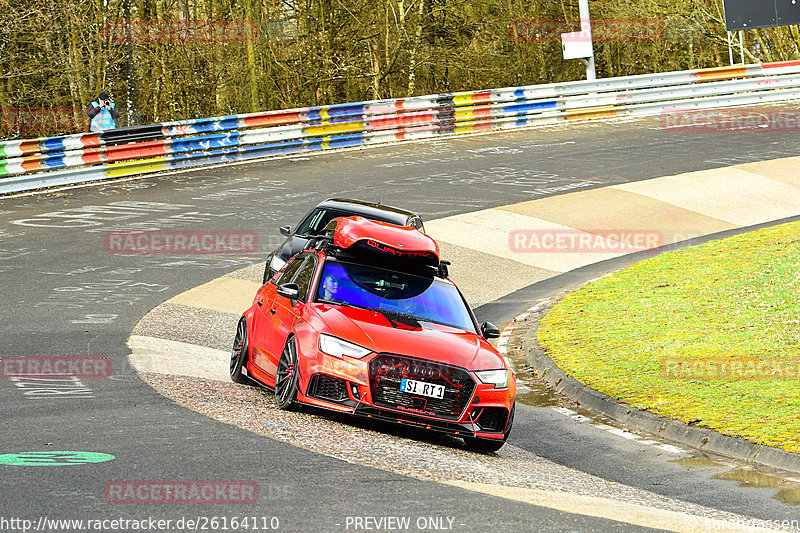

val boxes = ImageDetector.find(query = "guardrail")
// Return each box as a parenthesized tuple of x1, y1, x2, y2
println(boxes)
(2, 60, 800, 195)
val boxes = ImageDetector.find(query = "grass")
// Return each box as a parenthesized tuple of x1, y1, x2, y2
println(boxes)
(537, 220, 800, 453)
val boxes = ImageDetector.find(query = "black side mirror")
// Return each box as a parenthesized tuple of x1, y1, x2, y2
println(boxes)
(438, 259, 450, 278)
(279, 225, 292, 237)
(276, 282, 300, 303)
(481, 321, 501, 339)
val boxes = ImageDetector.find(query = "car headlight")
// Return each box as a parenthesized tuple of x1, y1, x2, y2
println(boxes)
(318, 334, 372, 359)
(270, 254, 287, 272)
(474, 369, 509, 388)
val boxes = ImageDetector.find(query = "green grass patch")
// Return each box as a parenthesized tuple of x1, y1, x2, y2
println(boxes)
(538, 221, 800, 453)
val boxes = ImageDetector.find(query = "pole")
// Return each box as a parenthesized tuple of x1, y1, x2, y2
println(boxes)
(739, 30, 745, 64)
(124, 0, 135, 126)
(578, 0, 596, 80)
(727, 31, 734, 65)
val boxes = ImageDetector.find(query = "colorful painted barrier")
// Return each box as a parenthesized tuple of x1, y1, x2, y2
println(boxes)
(2, 60, 800, 194)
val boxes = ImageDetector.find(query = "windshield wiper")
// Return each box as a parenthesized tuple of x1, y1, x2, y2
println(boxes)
(319, 300, 424, 329)
(376, 308, 424, 329)
(318, 298, 370, 312)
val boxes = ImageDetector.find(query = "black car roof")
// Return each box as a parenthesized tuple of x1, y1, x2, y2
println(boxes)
(317, 198, 420, 224)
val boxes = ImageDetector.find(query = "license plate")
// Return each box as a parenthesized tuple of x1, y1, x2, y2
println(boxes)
(400, 378, 445, 399)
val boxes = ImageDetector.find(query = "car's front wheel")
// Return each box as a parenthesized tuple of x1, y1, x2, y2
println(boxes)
(275, 337, 300, 410)
(230, 317, 252, 385)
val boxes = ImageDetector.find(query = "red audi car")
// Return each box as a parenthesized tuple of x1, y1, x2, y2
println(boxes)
(230, 216, 516, 451)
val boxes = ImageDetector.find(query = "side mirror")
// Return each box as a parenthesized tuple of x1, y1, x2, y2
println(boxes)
(279, 225, 292, 237)
(438, 259, 450, 278)
(276, 282, 300, 303)
(481, 321, 501, 339)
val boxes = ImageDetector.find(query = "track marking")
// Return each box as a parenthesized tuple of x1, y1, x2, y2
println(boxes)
(552, 406, 685, 455)
(128, 335, 229, 381)
(445, 481, 776, 532)
(552, 406, 594, 423)
(497, 322, 516, 370)
(166, 277, 260, 315)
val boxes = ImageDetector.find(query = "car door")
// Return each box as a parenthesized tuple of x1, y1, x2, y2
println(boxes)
(250, 256, 306, 379)
(261, 254, 317, 381)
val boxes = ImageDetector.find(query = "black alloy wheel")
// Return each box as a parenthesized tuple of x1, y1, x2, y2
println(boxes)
(230, 317, 252, 385)
(275, 337, 300, 409)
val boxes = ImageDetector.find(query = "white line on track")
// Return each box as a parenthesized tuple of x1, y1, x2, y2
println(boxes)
(553, 407, 685, 455)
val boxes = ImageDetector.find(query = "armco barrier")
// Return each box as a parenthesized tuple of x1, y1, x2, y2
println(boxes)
(3, 60, 800, 195)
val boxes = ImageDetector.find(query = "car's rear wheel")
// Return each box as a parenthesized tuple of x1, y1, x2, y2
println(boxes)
(275, 337, 300, 410)
(230, 318, 252, 385)
(464, 405, 514, 453)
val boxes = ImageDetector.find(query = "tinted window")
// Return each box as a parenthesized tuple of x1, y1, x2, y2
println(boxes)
(293, 255, 317, 301)
(315, 260, 476, 333)
(295, 207, 404, 236)
(295, 208, 358, 236)
(276, 256, 305, 285)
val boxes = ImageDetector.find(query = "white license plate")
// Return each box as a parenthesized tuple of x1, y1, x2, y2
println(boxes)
(400, 378, 445, 399)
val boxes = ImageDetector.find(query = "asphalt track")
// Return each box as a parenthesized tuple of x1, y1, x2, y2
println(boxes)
(2, 116, 800, 532)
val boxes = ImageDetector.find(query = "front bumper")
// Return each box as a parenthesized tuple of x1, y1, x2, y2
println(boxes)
(295, 350, 514, 439)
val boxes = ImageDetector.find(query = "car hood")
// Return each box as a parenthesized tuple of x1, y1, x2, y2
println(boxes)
(311, 304, 503, 371)
(279, 235, 311, 260)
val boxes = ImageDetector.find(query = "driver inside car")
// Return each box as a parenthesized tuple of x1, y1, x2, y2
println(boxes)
(321, 276, 340, 301)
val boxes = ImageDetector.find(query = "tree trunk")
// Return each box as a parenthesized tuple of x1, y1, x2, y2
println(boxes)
(244, 0, 259, 111)
(406, 0, 424, 97)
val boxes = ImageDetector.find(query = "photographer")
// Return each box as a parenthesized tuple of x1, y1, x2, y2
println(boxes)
(86, 91, 120, 132)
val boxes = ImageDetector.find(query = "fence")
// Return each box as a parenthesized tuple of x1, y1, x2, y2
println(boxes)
(2, 60, 800, 195)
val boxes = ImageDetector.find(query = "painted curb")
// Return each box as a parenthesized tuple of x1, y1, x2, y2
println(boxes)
(520, 229, 800, 475)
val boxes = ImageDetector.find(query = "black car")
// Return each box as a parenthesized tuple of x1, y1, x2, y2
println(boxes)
(262, 198, 425, 283)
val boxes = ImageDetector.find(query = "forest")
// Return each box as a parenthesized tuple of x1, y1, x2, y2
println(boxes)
(2, 0, 800, 137)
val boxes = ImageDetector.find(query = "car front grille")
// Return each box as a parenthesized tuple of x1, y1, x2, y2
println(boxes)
(368, 354, 475, 419)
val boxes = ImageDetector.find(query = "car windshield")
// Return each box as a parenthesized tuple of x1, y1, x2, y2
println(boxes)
(315, 260, 477, 333)
(296, 207, 397, 237)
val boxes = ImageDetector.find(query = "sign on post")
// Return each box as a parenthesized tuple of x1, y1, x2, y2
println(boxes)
(723, 0, 800, 31)
(561, 33, 594, 60)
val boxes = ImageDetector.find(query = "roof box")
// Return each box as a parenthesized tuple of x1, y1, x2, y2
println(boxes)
(325, 216, 440, 269)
